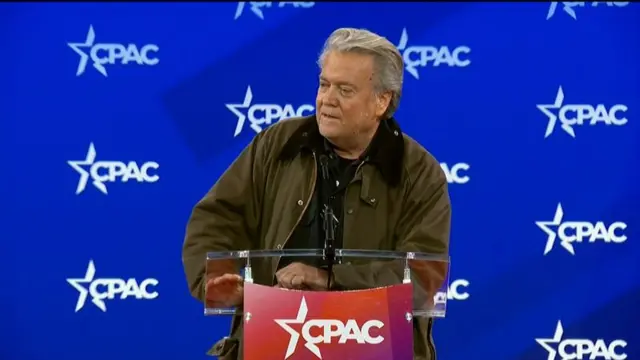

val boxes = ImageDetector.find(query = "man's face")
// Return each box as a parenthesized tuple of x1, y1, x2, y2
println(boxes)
(316, 51, 390, 144)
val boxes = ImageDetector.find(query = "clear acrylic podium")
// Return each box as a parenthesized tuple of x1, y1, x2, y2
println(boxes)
(204, 249, 450, 360)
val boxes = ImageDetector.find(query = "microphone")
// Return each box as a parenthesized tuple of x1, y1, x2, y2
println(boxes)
(319, 155, 330, 180)
(319, 154, 337, 290)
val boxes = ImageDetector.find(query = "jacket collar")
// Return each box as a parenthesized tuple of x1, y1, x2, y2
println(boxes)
(278, 115, 405, 187)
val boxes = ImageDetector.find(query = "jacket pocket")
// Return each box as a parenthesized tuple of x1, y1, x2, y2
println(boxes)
(207, 336, 239, 360)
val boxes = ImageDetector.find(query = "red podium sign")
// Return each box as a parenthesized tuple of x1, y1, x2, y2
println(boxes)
(243, 282, 414, 360)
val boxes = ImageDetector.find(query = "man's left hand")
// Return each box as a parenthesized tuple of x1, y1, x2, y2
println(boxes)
(275, 262, 329, 291)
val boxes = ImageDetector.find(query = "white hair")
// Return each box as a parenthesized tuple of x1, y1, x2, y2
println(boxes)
(317, 27, 404, 119)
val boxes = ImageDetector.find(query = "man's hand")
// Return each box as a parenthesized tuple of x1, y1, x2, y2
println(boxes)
(206, 274, 244, 307)
(275, 262, 329, 291)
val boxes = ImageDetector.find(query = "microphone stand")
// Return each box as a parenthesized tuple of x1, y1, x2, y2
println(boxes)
(319, 155, 338, 290)
(322, 204, 338, 290)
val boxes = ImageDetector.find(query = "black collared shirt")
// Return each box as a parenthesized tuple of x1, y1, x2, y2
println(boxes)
(277, 140, 361, 271)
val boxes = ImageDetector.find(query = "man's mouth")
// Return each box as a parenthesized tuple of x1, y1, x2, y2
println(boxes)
(321, 112, 339, 120)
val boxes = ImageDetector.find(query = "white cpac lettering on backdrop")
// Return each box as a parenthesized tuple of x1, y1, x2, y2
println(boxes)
(226, 86, 315, 137)
(535, 203, 627, 255)
(546, 2, 630, 20)
(275, 297, 384, 359)
(440, 162, 470, 184)
(537, 86, 628, 138)
(396, 28, 471, 80)
(434, 279, 470, 305)
(66, 260, 159, 312)
(68, 142, 160, 195)
(536, 321, 627, 360)
(234, 2, 315, 19)
(67, 25, 159, 77)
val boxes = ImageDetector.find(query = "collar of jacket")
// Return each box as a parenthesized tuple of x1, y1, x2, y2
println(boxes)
(277, 114, 405, 187)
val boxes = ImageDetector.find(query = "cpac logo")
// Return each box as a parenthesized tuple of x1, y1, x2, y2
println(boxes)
(68, 142, 160, 195)
(434, 279, 470, 305)
(67, 25, 159, 77)
(66, 260, 159, 312)
(440, 162, 470, 184)
(275, 297, 384, 359)
(535, 203, 627, 255)
(537, 86, 628, 138)
(536, 320, 627, 360)
(396, 28, 471, 80)
(234, 2, 315, 20)
(546, 2, 629, 20)
(227, 86, 315, 137)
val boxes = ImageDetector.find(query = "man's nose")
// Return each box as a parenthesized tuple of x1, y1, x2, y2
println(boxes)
(322, 87, 339, 106)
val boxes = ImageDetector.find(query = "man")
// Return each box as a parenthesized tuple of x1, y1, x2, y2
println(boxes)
(182, 27, 451, 360)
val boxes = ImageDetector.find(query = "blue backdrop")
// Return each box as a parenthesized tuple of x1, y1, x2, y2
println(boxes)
(2, 2, 639, 360)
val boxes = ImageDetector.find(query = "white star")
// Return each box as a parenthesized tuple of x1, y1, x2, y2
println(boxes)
(536, 320, 564, 360)
(68, 25, 108, 77)
(66, 260, 106, 312)
(546, 2, 579, 20)
(396, 28, 420, 80)
(67, 142, 108, 195)
(535, 203, 574, 255)
(226, 86, 254, 137)
(537, 86, 575, 138)
(274, 296, 322, 359)
(234, 2, 266, 20)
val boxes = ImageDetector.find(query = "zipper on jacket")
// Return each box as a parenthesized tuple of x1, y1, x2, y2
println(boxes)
(274, 151, 318, 271)
(427, 317, 436, 360)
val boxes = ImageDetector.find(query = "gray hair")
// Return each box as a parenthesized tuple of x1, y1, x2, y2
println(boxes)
(317, 28, 404, 120)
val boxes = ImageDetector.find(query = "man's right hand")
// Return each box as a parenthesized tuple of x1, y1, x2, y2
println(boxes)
(206, 274, 244, 307)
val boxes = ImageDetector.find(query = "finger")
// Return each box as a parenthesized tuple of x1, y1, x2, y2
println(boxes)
(276, 267, 292, 283)
(275, 264, 294, 279)
(213, 274, 231, 285)
(278, 272, 295, 288)
(278, 272, 291, 288)
(291, 274, 304, 288)
(213, 274, 243, 285)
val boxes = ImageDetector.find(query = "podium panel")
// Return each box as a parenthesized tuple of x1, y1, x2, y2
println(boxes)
(243, 282, 414, 360)
(204, 249, 450, 318)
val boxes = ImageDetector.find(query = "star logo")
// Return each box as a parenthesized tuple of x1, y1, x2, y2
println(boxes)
(274, 296, 322, 359)
(67, 142, 108, 195)
(547, 2, 579, 20)
(226, 86, 255, 137)
(396, 28, 419, 79)
(67, 25, 108, 77)
(535, 320, 564, 360)
(234, 2, 266, 19)
(537, 86, 576, 138)
(66, 260, 107, 312)
(535, 203, 575, 255)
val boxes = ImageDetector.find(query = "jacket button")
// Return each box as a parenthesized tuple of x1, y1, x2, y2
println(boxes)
(370, 198, 376, 203)
(297, 200, 304, 206)
(393, 130, 399, 136)
(347, 209, 354, 214)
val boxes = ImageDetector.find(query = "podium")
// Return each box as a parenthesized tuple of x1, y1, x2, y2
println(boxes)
(204, 249, 450, 360)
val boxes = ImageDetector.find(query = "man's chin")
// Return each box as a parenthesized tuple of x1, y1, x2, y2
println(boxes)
(318, 124, 341, 140)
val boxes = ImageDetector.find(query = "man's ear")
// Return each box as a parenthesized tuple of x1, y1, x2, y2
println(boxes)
(375, 92, 392, 118)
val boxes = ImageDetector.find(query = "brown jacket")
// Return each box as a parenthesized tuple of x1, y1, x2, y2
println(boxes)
(182, 115, 451, 359)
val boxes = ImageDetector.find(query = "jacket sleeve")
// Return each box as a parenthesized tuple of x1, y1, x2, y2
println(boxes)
(181, 133, 267, 303)
(331, 152, 451, 303)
